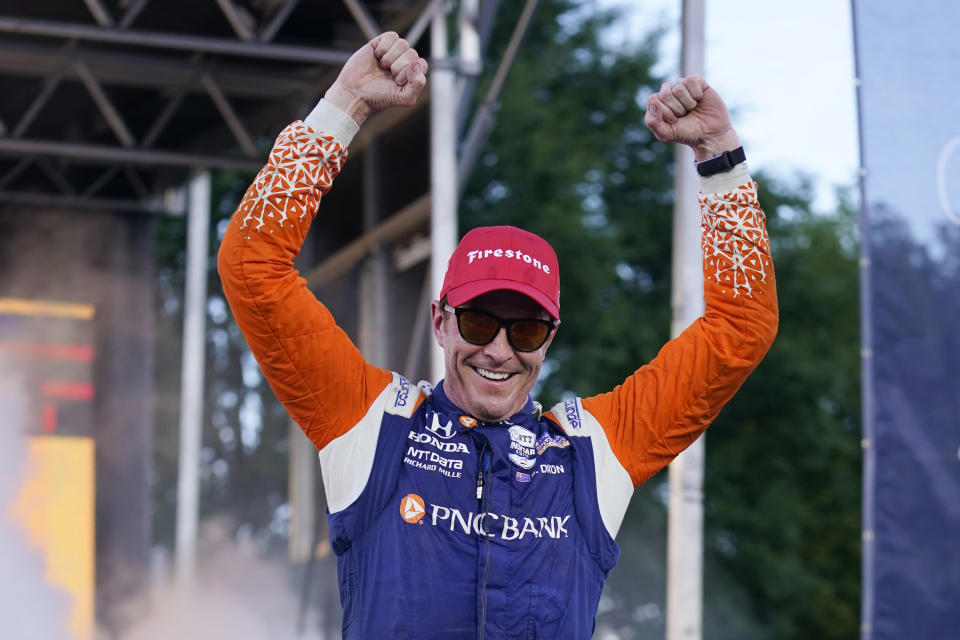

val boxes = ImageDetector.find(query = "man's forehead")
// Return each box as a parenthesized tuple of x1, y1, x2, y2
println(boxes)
(461, 290, 549, 317)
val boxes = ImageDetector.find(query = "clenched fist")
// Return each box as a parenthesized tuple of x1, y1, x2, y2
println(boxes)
(325, 32, 429, 126)
(644, 76, 740, 161)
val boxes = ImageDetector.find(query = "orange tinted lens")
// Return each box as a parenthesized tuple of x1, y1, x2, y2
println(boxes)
(508, 320, 550, 351)
(458, 310, 499, 344)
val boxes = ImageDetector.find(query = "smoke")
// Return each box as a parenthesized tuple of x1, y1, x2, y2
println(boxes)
(122, 518, 325, 640)
(0, 372, 74, 640)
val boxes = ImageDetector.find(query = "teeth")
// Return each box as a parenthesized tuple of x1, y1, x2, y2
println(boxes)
(476, 368, 509, 381)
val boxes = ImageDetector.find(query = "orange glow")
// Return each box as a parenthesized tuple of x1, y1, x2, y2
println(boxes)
(41, 382, 94, 401)
(0, 341, 94, 362)
(0, 297, 95, 320)
(10, 436, 96, 640)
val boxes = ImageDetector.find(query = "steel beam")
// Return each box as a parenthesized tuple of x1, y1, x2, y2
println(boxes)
(83, 0, 114, 28)
(0, 190, 176, 214)
(403, 269, 433, 378)
(456, 0, 499, 135)
(458, 0, 537, 192)
(666, 2, 706, 640)
(358, 137, 389, 367)
(0, 157, 32, 191)
(201, 73, 258, 157)
(215, 0, 255, 41)
(343, 0, 381, 41)
(258, 0, 300, 43)
(118, 0, 151, 30)
(123, 167, 151, 201)
(0, 138, 263, 171)
(74, 60, 137, 148)
(0, 41, 315, 98)
(175, 170, 211, 589)
(429, 6, 458, 382)
(405, 0, 443, 47)
(82, 166, 120, 197)
(36, 157, 76, 195)
(0, 16, 353, 65)
(11, 45, 74, 139)
(141, 91, 189, 150)
(306, 194, 430, 290)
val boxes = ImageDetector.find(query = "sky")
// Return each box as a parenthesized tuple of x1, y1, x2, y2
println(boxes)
(599, 0, 860, 211)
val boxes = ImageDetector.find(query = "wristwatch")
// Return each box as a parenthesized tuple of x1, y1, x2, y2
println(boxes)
(695, 146, 746, 177)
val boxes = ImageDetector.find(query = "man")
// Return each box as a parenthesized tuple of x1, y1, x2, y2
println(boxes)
(219, 32, 777, 639)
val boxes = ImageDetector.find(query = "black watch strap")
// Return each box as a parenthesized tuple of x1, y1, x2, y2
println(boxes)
(695, 146, 746, 177)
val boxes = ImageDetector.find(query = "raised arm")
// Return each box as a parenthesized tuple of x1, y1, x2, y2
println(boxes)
(558, 77, 778, 495)
(217, 33, 428, 450)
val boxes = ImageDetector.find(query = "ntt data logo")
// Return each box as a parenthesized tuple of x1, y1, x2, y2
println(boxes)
(400, 493, 426, 524)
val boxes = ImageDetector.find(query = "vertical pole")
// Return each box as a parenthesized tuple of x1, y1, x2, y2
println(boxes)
(666, 1, 705, 639)
(175, 170, 210, 589)
(849, 2, 874, 637)
(287, 422, 316, 564)
(288, 226, 316, 566)
(430, 4, 458, 383)
(359, 136, 390, 366)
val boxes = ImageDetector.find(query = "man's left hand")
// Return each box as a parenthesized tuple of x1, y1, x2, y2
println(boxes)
(644, 76, 741, 161)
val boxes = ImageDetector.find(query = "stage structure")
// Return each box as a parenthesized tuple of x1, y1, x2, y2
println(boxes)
(0, 0, 537, 634)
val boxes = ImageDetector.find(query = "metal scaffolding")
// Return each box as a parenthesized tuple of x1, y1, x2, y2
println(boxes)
(0, 0, 537, 624)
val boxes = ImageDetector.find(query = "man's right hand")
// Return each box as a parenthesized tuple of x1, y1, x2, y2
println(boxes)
(324, 32, 429, 127)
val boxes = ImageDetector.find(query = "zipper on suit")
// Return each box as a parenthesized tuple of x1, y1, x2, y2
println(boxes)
(477, 444, 492, 639)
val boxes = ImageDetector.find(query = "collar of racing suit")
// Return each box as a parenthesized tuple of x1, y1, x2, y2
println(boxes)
(429, 379, 542, 425)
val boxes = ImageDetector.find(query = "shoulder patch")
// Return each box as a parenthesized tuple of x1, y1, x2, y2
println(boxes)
(549, 397, 587, 436)
(548, 395, 633, 539)
(384, 373, 422, 418)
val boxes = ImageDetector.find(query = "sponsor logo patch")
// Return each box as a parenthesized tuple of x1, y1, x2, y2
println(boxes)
(408, 430, 469, 454)
(508, 425, 536, 447)
(466, 248, 552, 275)
(508, 452, 536, 469)
(426, 413, 456, 439)
(539, 464, 565, 475)
(400, 493, 426, 523)
(459, 415, 477, 428)
(563, 398, 582, 430)
(536, 433, 570, 455)
(394, 376, 411, 407)
(400, 499, 570, 540)
(404, 447, 464, 478)
(510, 441, 536, 457)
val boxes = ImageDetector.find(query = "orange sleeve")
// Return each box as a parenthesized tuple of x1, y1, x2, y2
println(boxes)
(581, 180, 779, 487)
(217, 120, 392, 451)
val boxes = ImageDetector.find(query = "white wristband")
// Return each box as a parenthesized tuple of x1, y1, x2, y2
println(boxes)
(698, 162, 751, 195)
(305, 99, 360, 148)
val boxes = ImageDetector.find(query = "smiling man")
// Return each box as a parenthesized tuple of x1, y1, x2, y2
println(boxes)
(219, 32, 777, 639)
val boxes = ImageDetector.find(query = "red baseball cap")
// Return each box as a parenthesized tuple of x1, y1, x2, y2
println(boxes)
(439, 226, 560, 319)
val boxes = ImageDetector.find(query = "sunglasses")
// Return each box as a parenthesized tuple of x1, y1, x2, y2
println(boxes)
(444, 304, 556, 352)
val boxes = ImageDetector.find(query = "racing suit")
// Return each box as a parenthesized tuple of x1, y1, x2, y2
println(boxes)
(218, 102, 778, 639)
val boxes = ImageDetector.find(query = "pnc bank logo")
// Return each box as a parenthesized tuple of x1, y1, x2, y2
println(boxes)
(400, 493, 426, 523)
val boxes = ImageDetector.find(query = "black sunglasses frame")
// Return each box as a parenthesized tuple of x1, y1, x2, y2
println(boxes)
(443, 304, 556, 352)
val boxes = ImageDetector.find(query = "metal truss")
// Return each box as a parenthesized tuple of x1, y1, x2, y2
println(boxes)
(0, 0, 433, 214)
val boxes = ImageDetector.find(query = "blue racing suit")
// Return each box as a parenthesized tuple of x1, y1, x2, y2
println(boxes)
(218, 101, 778, 638)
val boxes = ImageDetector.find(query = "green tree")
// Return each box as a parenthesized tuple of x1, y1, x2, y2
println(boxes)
(151, 1, 862, 637)
(462, 1, 861, 638)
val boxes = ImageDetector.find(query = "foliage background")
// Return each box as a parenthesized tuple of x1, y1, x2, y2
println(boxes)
(152, 1, 861, 637)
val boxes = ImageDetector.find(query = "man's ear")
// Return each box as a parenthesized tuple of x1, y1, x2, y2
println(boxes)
(540, 319, 560, 354)
(430, 300, 445, 347)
